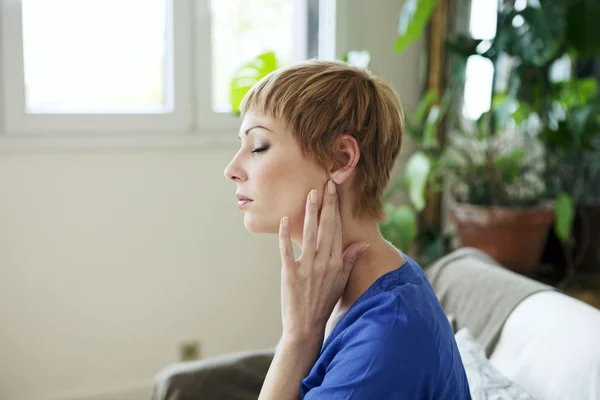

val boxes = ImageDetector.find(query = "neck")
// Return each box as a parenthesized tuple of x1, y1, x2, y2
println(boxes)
(290, 198, 406, 338)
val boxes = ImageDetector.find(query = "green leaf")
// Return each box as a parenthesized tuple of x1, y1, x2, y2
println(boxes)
(404, 118, 422, 144)
(444, 34, 483, 59)
(568, 105, 593, 137)
(492, 93, 509, 109)
(394, 0, 439, 53)
(414, 90, 438, 124)
(555, 78, 599, 109)
(422, 105, 441, 149)
(566, 0, 600, 57)
(387, 205, 418, 250)
(540, 121, 573, 148)
(494, 149, 525, 184)
(554, 192, 575, 242)
(578, 103, 600, 149)
(404, 152, 432, 212)
(492, 93, 511, 130)
(518, 4, 565, 66)
(512, 103, 535, 125)
(420, 237, 446, 265)
(230, 52, 278, 114)
(576, 78, 598, 104)
(497, 2, 566, 67)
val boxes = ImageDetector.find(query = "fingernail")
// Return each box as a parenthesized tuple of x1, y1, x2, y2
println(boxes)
(327, 180, 336, 194)
(282, 216, 289, 228)
(363, 242, 371, 251)
(310, 190, 318, 204)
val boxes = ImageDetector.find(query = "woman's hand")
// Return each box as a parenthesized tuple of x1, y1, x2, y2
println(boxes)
(258, 180, 368, 400)
(278, 179, 370, 345)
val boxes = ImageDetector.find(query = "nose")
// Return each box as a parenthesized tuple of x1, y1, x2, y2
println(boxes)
(224, 153, 246, 182)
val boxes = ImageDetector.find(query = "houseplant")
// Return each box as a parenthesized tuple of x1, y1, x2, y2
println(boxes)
(230, 51, 279, 115)
(484, 1, 600, 279)
(442, 112, 553, 272)
(380, 87, 454, 265)
(539, 75, 600, 281)
(391, 0, 600, 273)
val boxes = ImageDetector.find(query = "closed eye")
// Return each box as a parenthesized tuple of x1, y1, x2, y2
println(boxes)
(252, 146, 269, 153)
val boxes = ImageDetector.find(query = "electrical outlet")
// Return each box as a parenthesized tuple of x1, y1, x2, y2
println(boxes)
(179, 341, 201, 361)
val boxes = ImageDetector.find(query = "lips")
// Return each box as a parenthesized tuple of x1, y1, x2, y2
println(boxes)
(236, 193, 253, 201)
(236, 193, 253, 209)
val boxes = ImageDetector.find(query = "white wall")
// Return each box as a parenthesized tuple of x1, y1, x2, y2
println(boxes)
(0, 2, 423, 399)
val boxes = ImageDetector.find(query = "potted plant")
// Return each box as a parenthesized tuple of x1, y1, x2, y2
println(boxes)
(483, 1, 600, 281)
(389, 0, 600, 274)
(539, 76, 600, 282)
(442, 112, 554, 273)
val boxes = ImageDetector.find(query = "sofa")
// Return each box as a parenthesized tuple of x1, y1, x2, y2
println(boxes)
(150, 248, 600, 400)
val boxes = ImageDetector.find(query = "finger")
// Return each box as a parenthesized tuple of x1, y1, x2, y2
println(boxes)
(315, 180, 337, 264)
(279, 217, 295, 267)
(342, 242, 370, 275)
(301, 189, 319, 264)
(331, 196, 343, 258)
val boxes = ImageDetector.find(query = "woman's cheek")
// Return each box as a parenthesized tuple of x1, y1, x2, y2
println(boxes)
(280, 192, 306, 235)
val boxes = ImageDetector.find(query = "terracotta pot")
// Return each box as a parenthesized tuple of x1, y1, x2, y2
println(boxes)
(451, 202, 555, 274)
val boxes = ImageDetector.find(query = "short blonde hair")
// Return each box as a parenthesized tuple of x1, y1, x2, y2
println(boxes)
(241, 60, 404, 222)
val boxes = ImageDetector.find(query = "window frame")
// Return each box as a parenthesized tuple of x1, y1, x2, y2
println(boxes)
(1, 0, 194, 135)
(0, 0, 337, 147)
(195, 0, 335, 133)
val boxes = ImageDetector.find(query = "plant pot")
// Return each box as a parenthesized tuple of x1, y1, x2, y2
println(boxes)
(450, 202, 555, 274)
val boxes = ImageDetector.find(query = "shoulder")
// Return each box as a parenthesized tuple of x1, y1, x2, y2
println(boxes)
(339, 290, 441, 362)
(301, 276, 469, 399)
(302, 293, 443, 399)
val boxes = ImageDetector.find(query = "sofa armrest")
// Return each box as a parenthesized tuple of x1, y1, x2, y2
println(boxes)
(424, 247, 554, 356)
(150, 349, 275, 400)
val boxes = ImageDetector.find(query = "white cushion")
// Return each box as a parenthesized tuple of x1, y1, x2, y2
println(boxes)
(489, 291, 600, 400)
(456, 328, 535, 399)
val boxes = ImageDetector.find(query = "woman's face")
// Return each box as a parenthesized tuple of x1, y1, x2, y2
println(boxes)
(224, 111, 328, 234)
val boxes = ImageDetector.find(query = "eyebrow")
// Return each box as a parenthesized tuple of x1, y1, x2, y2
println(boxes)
(238, 125, 276, 140)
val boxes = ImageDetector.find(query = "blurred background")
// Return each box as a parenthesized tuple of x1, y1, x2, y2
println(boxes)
(0, 0, 598, 399)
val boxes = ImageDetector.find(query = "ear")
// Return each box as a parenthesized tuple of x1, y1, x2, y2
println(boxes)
(329, 134, 360, 184)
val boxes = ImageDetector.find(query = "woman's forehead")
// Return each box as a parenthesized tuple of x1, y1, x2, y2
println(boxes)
(240, 111, 289, 137)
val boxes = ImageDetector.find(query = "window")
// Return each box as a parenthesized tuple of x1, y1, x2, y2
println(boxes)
(463, 56, 495, 120)
(0, 0, 335, 138)
(212, 0, 299, 112)
(22, 0, 170, 114)
(462, 0, 497, 120)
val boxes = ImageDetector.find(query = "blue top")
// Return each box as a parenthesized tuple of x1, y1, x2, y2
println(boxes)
(300, 254, 471, 399)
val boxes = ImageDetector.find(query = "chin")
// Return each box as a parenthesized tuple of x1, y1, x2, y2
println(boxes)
(243, 214, 279, 234)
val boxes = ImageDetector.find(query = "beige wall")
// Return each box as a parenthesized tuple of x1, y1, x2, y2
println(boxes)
(0, 2, 423, 399)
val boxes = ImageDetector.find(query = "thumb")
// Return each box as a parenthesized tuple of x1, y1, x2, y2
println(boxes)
(342, 242, 370, 273)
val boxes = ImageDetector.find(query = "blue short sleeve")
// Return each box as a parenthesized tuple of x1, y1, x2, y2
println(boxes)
(299, 256, 471, 399)
(302, 298, 438, 399)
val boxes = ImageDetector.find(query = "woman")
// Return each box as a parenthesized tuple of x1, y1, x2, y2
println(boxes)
(224, 60, 470, 399)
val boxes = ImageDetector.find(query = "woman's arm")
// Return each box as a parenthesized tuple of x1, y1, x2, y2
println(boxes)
(259, 335, 322, 400)
(258, 180, 368, 400)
